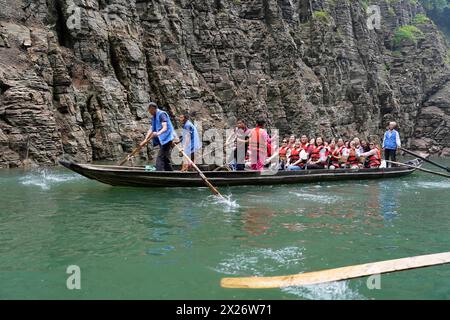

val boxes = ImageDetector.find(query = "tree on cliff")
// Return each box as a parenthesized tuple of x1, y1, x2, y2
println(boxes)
(419, 0, 450, 39)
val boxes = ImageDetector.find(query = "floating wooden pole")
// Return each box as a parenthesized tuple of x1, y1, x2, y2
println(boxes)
(221, 252, 450, 289)
(401, 147, 450, 172)
(385, 160, 450, 179)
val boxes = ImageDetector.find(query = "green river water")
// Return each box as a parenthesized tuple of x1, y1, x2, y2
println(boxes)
(0, 160, 449, 300)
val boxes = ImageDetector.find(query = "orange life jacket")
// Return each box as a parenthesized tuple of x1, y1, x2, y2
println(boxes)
(368, 147, 381, 167)
(249, 127, 264, 160)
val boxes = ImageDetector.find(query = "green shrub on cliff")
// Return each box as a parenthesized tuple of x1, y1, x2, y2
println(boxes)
(413, 14, 431, 24)
(312, 11, 331, 23)
(393, 25, 424, 46)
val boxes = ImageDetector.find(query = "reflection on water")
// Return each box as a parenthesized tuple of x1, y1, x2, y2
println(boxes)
(379, 180, 401, 224)
(0, 163, 449, 299)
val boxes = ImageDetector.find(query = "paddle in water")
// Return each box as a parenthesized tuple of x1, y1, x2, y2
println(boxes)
(401, 147, 450, 173)
(175, 144, 226, 200)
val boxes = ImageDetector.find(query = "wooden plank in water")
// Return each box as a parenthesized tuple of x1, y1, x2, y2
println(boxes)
(220, 252, 450, 289)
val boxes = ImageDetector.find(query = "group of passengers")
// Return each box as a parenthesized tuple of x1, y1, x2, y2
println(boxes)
(228, 119, 401, 171)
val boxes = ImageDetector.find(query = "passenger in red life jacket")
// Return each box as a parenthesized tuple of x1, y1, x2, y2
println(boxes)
(353, 137, 365, 154)
(278, 138, 291, 170)
(298, 135, 312, 155)
(248, 119, 271, 171)
(287, 135, 296, 149)
(361, 140, 370, 153)
(343, 141, 362, 169)
(360, 142, 382, 168)
(329, 138, 345, 169)
(307, 137, 328, 169)
(287, 140, 308, 171)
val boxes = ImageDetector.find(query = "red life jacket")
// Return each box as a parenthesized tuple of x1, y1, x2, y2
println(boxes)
(301, 143, 313, 154)
(368, 148, 381, 167)
(330, 146, 344, 168)
(347, 148, 360, 165)
(310, 145, 324, 162)
(289, 147, 301, 162)
(331, 146, 343, 161)
(279, 146, 290, 160)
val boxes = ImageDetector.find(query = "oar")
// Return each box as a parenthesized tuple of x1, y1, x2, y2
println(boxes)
(400, 147, 450, 172)
(175, 144, 226, 200)
(385, 160, 450, 179)
(221, 251, 450, 289)
(117, 139, 150, 166)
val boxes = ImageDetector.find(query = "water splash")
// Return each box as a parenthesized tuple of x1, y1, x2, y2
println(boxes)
(19, 168, 83, 190)
(205, 194, 240, 212)
(282, 281, 366, 300)
(214, 246, 304, 276)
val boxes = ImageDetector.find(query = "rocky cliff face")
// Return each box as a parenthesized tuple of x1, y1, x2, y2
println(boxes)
(1, 0, 449, 168)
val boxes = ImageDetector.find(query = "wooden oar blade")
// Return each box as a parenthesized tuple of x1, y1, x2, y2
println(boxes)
(221, 252, 450, 289)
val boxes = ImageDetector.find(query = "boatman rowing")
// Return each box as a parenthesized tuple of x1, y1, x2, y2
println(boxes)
(140, 102, 177, 171)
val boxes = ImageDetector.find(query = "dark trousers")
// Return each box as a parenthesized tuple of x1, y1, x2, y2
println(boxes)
(384, 149, 397, 167)
(156, 142, 173, 171)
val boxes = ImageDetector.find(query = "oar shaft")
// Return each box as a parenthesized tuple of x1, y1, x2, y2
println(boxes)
(118, 145, 142, 166)
(118, 138, 153, 166)
(176, 145, 225, 199)
(401, 148, 449, 172)
(385, 160, 450, 178)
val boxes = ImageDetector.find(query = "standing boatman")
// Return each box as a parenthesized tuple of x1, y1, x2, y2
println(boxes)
(178, 112, 202, 172)
(248, 119, 271, 171)
(140, 102, 177, 171)
(382, 121, 401, 167)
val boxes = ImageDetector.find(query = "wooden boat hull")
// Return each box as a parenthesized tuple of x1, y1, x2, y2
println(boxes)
(59, 159, 421, 188)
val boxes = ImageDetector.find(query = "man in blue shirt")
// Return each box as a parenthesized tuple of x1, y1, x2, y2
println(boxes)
(178, 113, 202, 171)
(382, 121, 401, 167)
(140, 102, 177, 171)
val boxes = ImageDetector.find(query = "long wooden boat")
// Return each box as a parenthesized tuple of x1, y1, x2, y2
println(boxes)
(59, 159, 422, 188)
